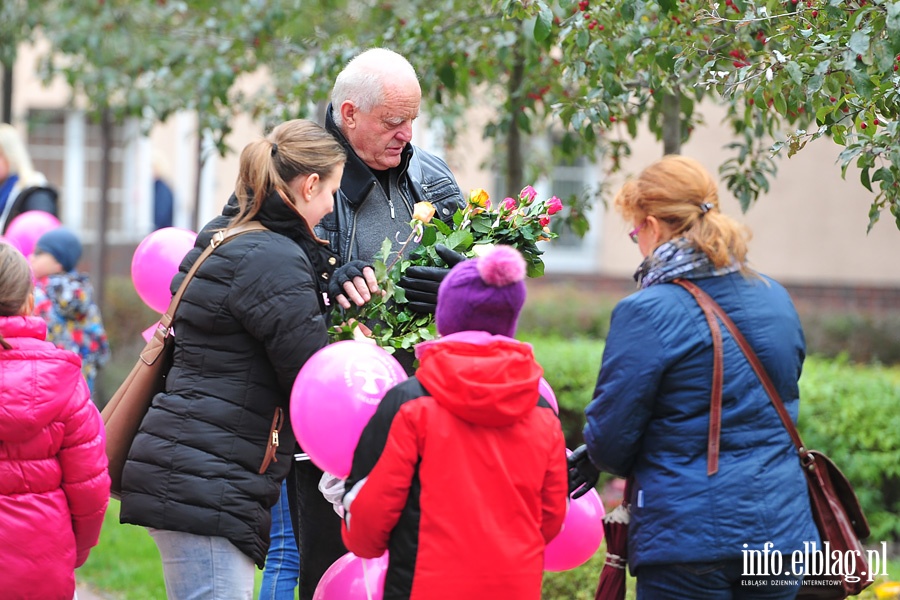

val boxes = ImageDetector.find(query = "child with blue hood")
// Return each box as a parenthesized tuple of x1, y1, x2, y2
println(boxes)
(29, 226, 110, 394)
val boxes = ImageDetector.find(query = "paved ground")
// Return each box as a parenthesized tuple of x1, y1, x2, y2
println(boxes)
(76, 582, 111, 600)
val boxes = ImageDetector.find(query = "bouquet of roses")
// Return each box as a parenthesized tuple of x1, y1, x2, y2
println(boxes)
(331, 185, 564, 352)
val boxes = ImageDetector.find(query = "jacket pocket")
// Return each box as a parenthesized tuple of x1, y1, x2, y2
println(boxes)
(421, 178, 462, 220)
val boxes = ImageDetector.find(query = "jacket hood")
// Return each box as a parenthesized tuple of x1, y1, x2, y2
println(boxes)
(415, 331, 543, 427)
(37, 272, 94, 320)
(0, 316, 83, 443)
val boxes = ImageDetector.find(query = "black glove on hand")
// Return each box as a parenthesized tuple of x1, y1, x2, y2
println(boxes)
(329, 260, 370, 303)
(568, 444, 601, 499)
(397, 244, 467, 314)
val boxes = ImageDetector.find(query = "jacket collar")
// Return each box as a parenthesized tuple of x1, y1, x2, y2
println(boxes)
(325, 103, 413, 209)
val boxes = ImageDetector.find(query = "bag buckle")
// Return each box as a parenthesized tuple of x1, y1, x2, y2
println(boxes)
(210, 230, 226, 248)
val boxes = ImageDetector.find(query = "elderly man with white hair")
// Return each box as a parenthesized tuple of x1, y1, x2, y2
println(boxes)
(269, 49, 465, 600)
(317, 48, 466, 361)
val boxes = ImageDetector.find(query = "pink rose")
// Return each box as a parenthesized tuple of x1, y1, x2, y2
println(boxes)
(502, 197, 518, 212)
(547, 196, 563, 215)
(520, 185, 538, 205)
(539, 215, 551, 227)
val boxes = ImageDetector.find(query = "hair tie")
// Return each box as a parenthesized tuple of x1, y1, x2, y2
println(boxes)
(271, 143, 278, 157)
(699, 202, 714, 214)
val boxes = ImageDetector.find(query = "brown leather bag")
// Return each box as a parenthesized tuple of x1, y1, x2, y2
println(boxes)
(102, 222, 284, 499)
(676, 279, 871, 599)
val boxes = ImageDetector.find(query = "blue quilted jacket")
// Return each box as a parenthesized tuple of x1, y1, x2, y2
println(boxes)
(583, 272, 820, 571)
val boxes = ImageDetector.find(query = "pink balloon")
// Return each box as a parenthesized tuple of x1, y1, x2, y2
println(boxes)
(539, 377, 559, 415)
(313, 552, 388, 600)
(5, 210, 61, 257)
(291, 341, 407, 478)
(544, 485, 606, 571)
(131, 227, 197, 313)
(142, 321, 160, 343)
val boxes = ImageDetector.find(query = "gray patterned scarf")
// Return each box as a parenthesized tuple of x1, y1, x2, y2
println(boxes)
(634, 237, 741, 289)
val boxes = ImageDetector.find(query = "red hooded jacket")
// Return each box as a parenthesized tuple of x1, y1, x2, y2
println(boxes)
(342, 331, 567, 600)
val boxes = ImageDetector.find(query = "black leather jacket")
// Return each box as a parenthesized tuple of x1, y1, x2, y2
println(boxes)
(316, 105, 464, 260)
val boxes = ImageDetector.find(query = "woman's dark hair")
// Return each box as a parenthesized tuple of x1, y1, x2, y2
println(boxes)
(232, 119, 346, 227)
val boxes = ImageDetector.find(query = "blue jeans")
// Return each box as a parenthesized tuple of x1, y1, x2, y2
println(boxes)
(148, 528, 255, 600)
(259, 481, 300, 599)
(636, 559, 803, 600)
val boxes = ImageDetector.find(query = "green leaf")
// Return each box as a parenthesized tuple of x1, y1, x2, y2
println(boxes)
(437, 64, 457, 90)
(849, 30, 871, 56)
(785, 61, 803, 86)
(888, 2, 900, 32)
(861, 166, 873, 192)
(657, 0, 677, 14)
(433, 218, 452, 235)
(534, 7, 553, 43)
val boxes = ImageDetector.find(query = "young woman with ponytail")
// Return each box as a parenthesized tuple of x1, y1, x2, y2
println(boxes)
(118, 120, 375, 599)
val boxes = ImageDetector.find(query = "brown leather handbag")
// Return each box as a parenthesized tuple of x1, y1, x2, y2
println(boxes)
(675, 279, 871, 599)
(102, 222, 284, 499)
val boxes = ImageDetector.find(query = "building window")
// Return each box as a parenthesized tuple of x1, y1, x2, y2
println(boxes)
(490, 133, 603, 273)
(26, 108, 144, 243)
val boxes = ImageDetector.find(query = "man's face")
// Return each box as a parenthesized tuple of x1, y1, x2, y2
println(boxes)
(341, 79, 421, 171)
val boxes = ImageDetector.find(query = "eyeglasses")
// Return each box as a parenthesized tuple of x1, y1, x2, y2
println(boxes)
(628, 221, 646, 244)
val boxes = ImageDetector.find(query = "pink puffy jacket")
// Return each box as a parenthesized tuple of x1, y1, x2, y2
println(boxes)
(0, 315, 110, 599)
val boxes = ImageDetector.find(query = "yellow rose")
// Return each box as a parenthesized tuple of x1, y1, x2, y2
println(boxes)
(467, 188, 490, 209)
(412, 201, 436, 224)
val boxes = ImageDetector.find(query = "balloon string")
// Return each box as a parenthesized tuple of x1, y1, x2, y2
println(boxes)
(362, 558, 374, 600)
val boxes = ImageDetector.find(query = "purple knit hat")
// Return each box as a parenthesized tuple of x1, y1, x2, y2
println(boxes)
(435, 245, 527, 338)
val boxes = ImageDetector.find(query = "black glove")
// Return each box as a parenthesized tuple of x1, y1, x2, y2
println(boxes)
(397, 244, 467, 314)
(568, 444, 601, 499)
(328, 260, 371, 303)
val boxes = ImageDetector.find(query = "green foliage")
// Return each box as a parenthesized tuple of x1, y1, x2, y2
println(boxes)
(505, 0, 900, 230)
(331, 187, 568, 351)
(799, 311, 900, 365)
(518, 334, 605, 449)
(78, 500, 167, 598)
(518, 284, 617, 340)
(798, 355, 900, 542)
(96, 276, 160, 409)
(522, 332, 900, 543)
(78, 500, 275, 598)
(542, 542, 637, 599)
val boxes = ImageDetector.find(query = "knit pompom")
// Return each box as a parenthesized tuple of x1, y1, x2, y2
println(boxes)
(476, 245, 526, 287)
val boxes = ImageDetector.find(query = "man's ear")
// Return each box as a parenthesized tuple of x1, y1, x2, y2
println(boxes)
(339, 101, 358, 129)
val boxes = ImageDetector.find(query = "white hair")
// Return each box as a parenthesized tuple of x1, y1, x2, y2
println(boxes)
(331, 48, 419, 129)
(0, 124, 41, 186)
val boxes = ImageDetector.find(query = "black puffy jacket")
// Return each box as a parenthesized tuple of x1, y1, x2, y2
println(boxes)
(119, 191, 339, 568)
(1, 185, 58, 232)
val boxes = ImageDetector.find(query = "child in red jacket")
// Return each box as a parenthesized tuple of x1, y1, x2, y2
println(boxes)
(0, 243, 110, 599)
(342, 245, 568, 600)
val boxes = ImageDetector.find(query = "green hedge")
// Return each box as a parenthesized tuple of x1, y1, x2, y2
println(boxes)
(519, 283, 900, 367)
(521, 335, 900, 543)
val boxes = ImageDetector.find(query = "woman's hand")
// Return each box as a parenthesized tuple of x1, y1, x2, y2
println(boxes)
(329, 260, 381, 309)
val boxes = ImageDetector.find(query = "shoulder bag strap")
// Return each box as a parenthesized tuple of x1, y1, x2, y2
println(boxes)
(671, 279, 724, 475)
(151, 222, 269, 342)
(673, 279, 807, 457)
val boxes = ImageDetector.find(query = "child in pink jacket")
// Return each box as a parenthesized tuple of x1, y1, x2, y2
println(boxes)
(0, 242, 110, 599)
